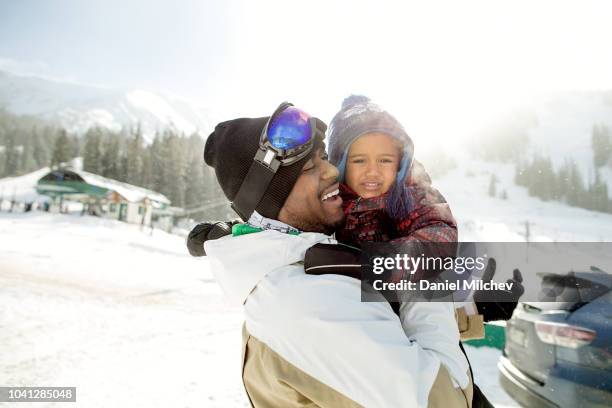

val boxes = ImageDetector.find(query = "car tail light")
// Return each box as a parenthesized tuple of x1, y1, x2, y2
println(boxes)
(535, 321, 596, 349)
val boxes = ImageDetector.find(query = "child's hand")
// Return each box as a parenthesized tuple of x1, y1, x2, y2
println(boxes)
(474, 258, 524, 302)
(474, 258, 525, 321)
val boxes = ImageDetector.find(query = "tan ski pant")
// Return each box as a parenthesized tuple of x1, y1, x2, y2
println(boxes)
(241, 325, 473, 408)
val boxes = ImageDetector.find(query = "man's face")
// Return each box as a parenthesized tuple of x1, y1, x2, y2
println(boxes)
(278, 148, 345, 234)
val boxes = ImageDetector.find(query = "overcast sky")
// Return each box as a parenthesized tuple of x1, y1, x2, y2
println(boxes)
(1, 0, 612, 148)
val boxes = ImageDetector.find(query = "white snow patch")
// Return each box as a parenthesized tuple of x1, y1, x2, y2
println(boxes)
(464, 346, 519, 408)
(0, 212, 249, 407)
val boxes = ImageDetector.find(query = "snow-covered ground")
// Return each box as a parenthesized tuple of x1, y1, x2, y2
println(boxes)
(0, 212, 515, 407)
(2, 152, 611, 407)
(0, 213, 247, 407)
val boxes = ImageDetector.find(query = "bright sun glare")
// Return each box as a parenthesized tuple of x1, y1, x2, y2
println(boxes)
(223, 0, 612, 152)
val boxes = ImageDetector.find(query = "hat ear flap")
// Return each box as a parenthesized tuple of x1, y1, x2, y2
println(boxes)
(385, 154, 413, 221)
(336, 150, 348, 182)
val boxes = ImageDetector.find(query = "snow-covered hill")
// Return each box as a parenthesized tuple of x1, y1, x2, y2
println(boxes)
(0, 70, 219, 142)
(461, 91, 612, 190)
(525, 92, 612, 166)
(417, 91, 612, 210)
(435, 155, 612, 242)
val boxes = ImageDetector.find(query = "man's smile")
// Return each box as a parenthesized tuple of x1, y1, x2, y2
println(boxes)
(320, 183, 340, 202)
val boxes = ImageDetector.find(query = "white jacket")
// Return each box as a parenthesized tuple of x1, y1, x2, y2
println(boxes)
(205, 230, 469, 408)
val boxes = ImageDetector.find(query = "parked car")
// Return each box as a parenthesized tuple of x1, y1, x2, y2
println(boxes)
(499, 270, 612, 408)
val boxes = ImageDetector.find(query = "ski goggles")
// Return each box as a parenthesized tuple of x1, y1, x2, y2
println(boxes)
(231, 102, 327, 220)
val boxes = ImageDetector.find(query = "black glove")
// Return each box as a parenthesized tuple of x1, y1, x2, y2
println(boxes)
(304, 243, 362, 280)
(474, 258, 525, 321)
(186, 221, 235, 257)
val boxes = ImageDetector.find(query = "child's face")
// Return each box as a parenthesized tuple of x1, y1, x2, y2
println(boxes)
(345, 132, 401, 199)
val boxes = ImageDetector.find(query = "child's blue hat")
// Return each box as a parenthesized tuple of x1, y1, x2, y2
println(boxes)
(328, 95, 415, 220)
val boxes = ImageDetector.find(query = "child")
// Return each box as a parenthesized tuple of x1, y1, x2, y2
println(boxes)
(324, 95, 527, 407)
(327, 94, 478, 388)
(328, 95, 458, 254)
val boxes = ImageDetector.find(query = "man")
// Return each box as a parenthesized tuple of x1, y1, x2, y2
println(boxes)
(202, 103, 472, 407)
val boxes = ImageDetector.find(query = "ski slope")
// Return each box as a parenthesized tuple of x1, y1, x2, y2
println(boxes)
(435, 156, 612, 242)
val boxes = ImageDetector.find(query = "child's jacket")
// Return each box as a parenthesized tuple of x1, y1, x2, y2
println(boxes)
(336, 159, 484, 341)
(337, 159, 458, 247)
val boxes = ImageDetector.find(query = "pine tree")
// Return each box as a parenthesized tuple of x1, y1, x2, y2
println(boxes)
(590, 169, 609, 212)
(101, 133, 121, 180)
(83, 127, 102, 174)
(118, 153, 129, 183)
(566, 160, 585, 207)
(184, 157, 206, 209)
(524, 154, 556, 201)
(162, 132, 186, 207)
(592, 124, 612, 168)
(3, 132, 19, 176)
(149, 133, 165, 193)
(50, 130, 72, 167)
(31, 127, 50, 169)
(540, 156, 556, 200)
(125, 125, 144, 186)
(141, 147, 153, 189)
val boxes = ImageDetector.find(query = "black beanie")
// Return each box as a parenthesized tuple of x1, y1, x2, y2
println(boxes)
(204, 116, 322, 221)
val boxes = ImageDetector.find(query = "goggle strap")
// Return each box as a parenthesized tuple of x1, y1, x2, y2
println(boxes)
(231, 154, 278, 220)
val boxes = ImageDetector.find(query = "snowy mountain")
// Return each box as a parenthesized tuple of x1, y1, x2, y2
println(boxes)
(0, 70, 219, 142)
(435, 154, 612, 242)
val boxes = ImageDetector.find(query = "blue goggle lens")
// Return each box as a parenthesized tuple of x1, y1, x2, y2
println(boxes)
(267, 106, 313, 150)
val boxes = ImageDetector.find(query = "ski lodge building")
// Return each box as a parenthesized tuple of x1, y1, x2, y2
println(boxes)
(36, 168, 173, 227)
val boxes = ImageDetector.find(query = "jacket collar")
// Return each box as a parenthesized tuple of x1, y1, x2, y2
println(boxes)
(204, 230, 335, 305)
(340, 183, 388, 213)
(246, 210, 300, 235)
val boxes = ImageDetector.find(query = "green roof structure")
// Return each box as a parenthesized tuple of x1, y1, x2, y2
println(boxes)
(36, 168, 171, 207)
